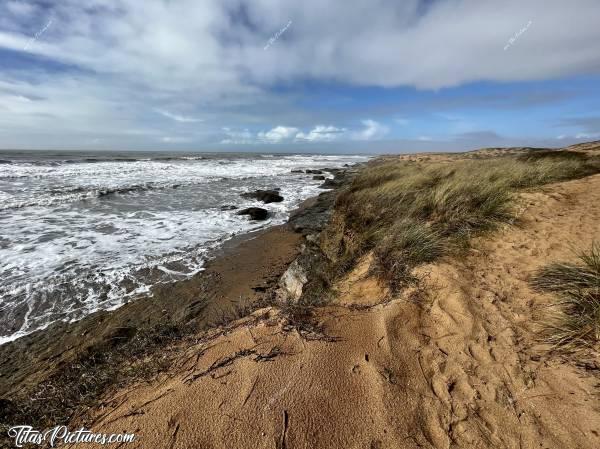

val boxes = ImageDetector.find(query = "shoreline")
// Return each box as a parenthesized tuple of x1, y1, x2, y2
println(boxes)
(0, 152, 368, 345)
(0, 164, 360, 425)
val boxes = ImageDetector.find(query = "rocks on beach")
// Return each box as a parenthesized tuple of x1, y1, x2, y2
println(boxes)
(240, 189, 284, 203)
(278, 259, 308, 302)
(319, 178, 340, 189)
(236, 207, 270, 220)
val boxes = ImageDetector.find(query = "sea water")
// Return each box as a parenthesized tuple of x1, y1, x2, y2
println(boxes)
(0, 151, 367, 344)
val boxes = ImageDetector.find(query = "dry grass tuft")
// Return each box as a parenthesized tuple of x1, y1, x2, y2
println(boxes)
(531, 243, 600, 352)
(371, 221, 443, 293)
(323, 150, 600, 294)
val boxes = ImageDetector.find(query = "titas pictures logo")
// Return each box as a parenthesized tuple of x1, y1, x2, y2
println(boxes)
(264, 20, 292, 50)
(7, 426, 136, 447)
(23, 19, 53, 51)
(504, 20, 533, 50)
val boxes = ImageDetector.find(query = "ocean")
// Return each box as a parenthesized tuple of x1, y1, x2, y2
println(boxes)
(0, 151, 368, 344)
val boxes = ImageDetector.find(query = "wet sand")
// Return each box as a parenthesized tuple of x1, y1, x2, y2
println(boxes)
(0, 223, 302, 397)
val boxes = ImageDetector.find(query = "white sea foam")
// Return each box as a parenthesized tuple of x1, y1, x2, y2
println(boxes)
(0, 154, 368, 344)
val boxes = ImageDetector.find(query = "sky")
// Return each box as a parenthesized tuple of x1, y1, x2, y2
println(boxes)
(0, 0, 599, 153)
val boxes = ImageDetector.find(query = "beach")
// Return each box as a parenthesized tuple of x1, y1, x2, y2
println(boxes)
(1, 144, 600, 448)
(0, 156, 361, 437)
(3, 1, 600, 447)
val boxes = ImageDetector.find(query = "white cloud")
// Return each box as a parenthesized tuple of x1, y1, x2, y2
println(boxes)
(1, 1, 599, 93)
(220, 128, 254, 145)
(295, 125, 347, 142)
(161, 136, 191, 143)
(258, 126, 299, 143)
(221, 122, 389, 145)
(295, 120, 389, 142)
(352, 120, 389, 141)
(0, 1, 599, 148)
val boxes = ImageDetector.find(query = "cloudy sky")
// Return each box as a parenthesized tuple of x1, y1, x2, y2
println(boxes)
(1, 0, 599, 153)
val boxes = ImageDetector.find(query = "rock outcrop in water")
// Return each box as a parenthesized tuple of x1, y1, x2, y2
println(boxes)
(240, 189, 284, 203)
(236, 207, 269, 220)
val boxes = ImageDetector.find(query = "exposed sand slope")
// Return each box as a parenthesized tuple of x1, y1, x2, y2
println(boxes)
(74, 175, 600, 449)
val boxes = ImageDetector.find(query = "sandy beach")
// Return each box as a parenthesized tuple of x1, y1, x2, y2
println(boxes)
(4, 2, 600, 447)
(0, 163, 355, 444)
(2, 144, 600, 449)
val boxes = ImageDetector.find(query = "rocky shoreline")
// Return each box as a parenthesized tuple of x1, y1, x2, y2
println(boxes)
(0, 163, 363, 433)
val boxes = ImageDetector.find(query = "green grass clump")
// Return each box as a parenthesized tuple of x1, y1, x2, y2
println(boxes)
(531, 243, 600, 352)
(372, 221, 443, 293)
(323, 150, 600, 293)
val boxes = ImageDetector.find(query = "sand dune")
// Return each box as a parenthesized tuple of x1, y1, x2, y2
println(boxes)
(70, 174, 600, 448)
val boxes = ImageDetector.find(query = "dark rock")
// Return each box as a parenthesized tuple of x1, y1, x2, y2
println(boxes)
(288, 165, 362, 234)
(305, 169, 323, 174)
(319, 178, 339, 189)
(241, 189, 284, 203)
(288, 191, 335, 234)
(220, 205, 238, 210)
(313, 175, 326, 180)
(237, 207, 270, 220)
(291, 169, 304, 173)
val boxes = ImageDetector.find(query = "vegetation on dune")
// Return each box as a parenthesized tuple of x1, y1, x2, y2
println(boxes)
(371, 221, 443, 293)
(320, 150, 600, 294)
(531, 243, 600, 352)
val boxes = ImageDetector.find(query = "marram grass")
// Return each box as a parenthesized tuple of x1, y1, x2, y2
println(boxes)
(322, 150, 600, 294)
(531, 242, 600, 352)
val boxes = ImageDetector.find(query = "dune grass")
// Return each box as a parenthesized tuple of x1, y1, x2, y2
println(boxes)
(322, 150, 600, 294)
(371, 221, 443, 293)
(531, 243, 600, 351)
